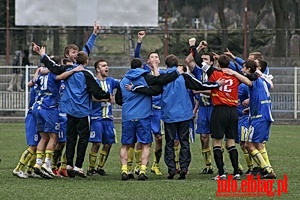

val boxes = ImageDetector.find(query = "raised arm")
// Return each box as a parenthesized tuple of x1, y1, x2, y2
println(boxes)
(134, 31, 146, 58)
(82, 22, 101, 56)
(189, 38, 203, 67)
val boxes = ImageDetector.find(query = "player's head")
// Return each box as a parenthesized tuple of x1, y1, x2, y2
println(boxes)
(76, 51, 89, 66)
(242, 60, 257, 74)
(147, 52, 160, 65)
(217, 55, 230, 68)
(130, 58, 143, 69)
(201, 52, 214, 65)
(94, 59, 109, 77)
(165, 54, 178, 68)
(255, 58, 267, 74)
(178, 64, 187, 73)
(248, 52, 263, 61)
(64, 44, 79, 63)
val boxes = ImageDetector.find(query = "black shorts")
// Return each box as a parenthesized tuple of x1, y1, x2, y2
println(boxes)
(210, 105, 238, 140)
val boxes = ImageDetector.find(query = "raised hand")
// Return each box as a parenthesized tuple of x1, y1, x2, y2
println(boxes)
(189, 38, 196, 47)
(196, 40, 207, 51)
(93, 21, 101, 35)
(32, 42, 40, 53)
(137, 31, 146, 42)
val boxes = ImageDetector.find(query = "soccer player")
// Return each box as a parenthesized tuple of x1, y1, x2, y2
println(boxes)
(160, 54, 223, 180)
(239, 60, 276, 179)
(190, 37, 252, 180)
(87, 59, 119, 176)
(12, 67, 42, 179)
(32, 47, 85, 178)
(115, 58, 182, 181)
(185, 49, 215, 174)
(133, 31, 164, 176)
(237, 82, 252, 174)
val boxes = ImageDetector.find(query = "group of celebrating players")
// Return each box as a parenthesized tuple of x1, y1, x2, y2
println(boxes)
(12, 23, 276, 181)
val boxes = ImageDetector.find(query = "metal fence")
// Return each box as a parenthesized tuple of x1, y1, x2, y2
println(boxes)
(0, 65, 299, 121)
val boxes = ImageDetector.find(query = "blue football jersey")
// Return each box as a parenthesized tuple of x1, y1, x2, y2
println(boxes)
(91, 77, 119, 119)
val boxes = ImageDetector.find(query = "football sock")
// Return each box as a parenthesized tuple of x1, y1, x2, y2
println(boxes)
(174, 145, 179, 169)
(60, 152, 67, 169)
(44, 150, 54, 168)
(227, 146, 239, 175)
(127, 147, 134, 172)
(242, 148, 253, 170)
(140, 165, 147, 174)
(134, 149, 142, 168)
(25, 153, 36, 173)
(97, 150, 108, 168)
(52, 148, 62, 169)
(259, 147, 271, 167)
(202, 147, 212, 168)
(121, 165, 128, 174)
(250, 149, 272, 173)
(89, 151, 98, 170)
(15, 147, 35, 171)
(36, 150, 45, 166)
(213, 146, 224, 175)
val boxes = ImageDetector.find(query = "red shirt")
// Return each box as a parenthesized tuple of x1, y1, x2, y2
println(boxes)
(209, 69, 240, 107)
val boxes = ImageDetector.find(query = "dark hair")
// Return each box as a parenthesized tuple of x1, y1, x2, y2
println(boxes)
(165, 54, 178, 68)
(64, 44, 79, 58)
(201, 52, 214, 62)
(76, 51, 89, 65)
(94, 59, 106, 70)
(178, 64, 187, 72)
(244, 60, 257, 73)
(147, 51, 158, 59)
(256, 58, 267, 73)
(130, 58, 142, 69)
(217, 55, 230, 68)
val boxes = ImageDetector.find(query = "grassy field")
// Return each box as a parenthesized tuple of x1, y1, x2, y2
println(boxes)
(0, 123, 299, 200)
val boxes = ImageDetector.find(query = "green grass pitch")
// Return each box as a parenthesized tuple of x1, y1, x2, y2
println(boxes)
(0, 123, 299, 199)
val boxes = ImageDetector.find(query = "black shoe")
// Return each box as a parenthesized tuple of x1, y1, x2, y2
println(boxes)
(87, 169, 97, 176)
(121, 172, 129, 181)
(96, 168, 107, 176)
(67, 169, 75, 178)
(138, 173, 148, 181)
(128, 173, 135, 179)
(167, 172, 176, 180)
(201, 167, 213, 174)
(178, 171, 187, 180)
(261, 171, 276, 179)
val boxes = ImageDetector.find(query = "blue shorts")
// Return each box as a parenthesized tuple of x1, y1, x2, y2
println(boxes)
(151, 109, 162, 135)
(36, 106, 59, 134)
(121, 117, 152, 145)
(196, 106, 212, 134)
(237, 115, 249, 143)
(248, 119, 271, 143)
(89, 118, 117, 144)
(58, 113, 67, 143)
(25, 109, 40, 146)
